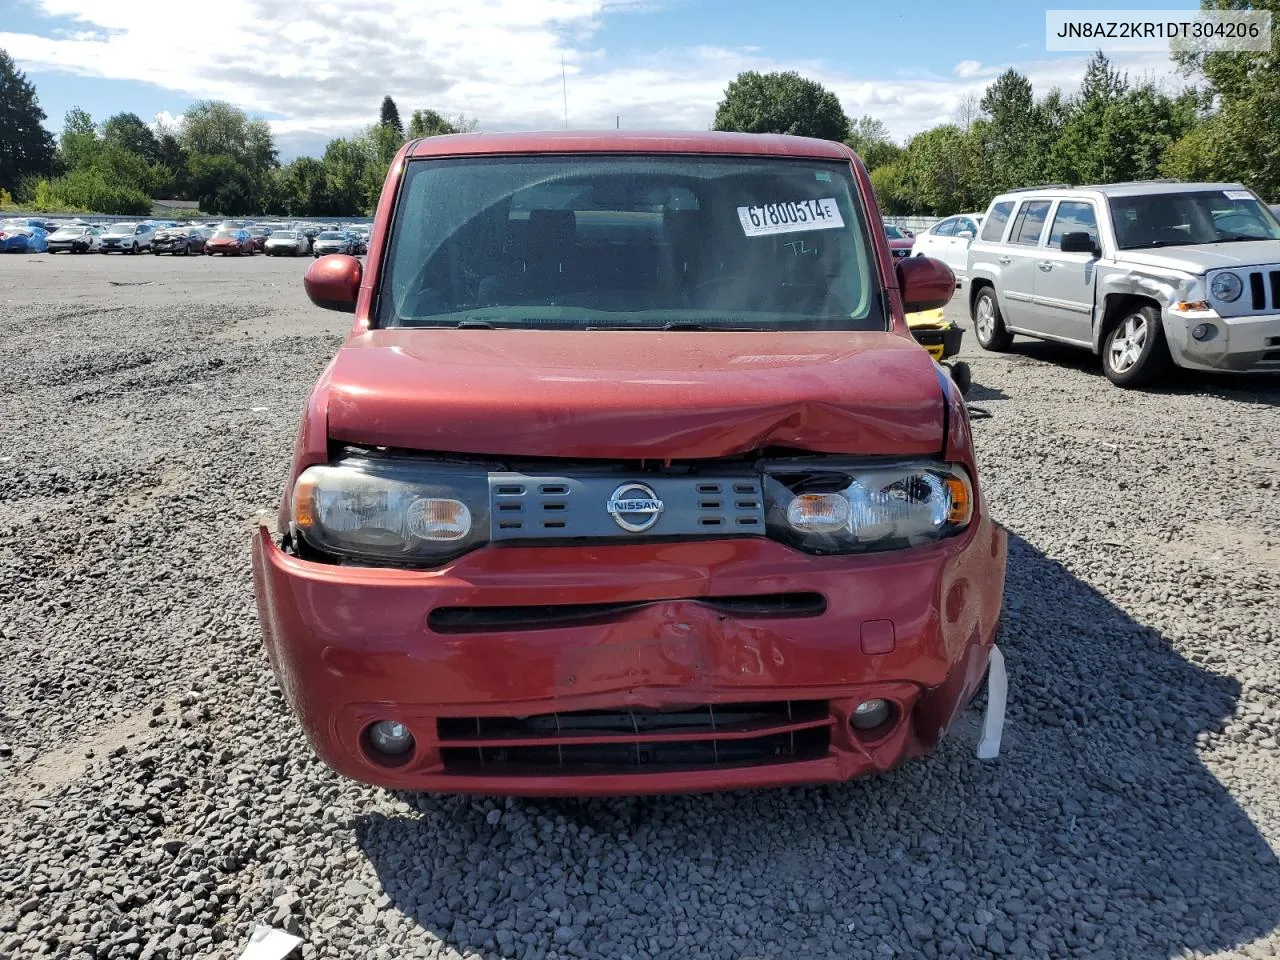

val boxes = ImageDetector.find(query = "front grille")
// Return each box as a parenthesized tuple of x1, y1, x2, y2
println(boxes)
(438, 700, 832, 775)
(1245, 269, 1280, 311)
(489, 472, 764, 541)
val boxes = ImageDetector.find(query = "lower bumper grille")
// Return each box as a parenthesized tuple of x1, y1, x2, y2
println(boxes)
(438, 700, 832, 775)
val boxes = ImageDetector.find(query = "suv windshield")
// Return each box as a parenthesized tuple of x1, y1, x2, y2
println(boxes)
(1109, 190, 1280, 248)
(378, 155, 881, 330)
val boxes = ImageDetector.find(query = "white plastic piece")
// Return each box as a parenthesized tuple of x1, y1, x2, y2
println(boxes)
(975, 645, 1007, 760)
(237, 926, 303, 960)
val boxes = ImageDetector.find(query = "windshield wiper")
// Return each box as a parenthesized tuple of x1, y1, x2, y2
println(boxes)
(454, 319, 495, 328)
(1123, 239, 1199, 249)
(1213, 233, 1272, 243)
(582, 322, 761, 331)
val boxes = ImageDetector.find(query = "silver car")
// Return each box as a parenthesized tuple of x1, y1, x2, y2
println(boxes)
(967, 181, 1280, 386)
(98, 222, 156, 254)
(264, 229, 310, 256)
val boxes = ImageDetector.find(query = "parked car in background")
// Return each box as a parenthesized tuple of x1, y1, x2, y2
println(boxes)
(910, 214, 984, 283)
(255, 130, 1007, 798)
(883, 223, 913, 260)
(968, 181, 1280, 386)
(99, 222, 155, 254)
(205, 228, 255, 256)
(153, 226, 209, 256)
(246, 226, 271, 252)
(312, 231, 356, 256)
(46, 223, 100, 254)
(264, 229, 310, 256)
(298, 224, 321, 253)
(0, 218, 49, 253)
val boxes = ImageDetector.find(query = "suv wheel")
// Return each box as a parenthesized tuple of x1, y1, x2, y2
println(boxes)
(130, 241, 139, 255)
(972, 287, 1013, 351)
(1102, 304, 1171, 388)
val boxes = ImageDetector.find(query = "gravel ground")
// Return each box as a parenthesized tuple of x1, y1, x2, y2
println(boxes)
(1, 252, 1278, 960)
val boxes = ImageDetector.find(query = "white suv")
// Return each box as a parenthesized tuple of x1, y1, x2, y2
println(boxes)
(966, 181, 1280, 386)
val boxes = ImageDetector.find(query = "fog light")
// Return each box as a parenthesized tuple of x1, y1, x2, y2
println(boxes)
(1192, 323, 1217, 342)
(851, 699, 891, 731)
(367, 720, 414, 756)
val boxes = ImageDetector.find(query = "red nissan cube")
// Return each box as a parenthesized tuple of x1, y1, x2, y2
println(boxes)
(252, 131, 1008, 797)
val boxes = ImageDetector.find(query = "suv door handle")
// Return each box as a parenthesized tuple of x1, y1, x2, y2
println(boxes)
(1037, 260, 1054, 270)
(997, 256, 1012, 264)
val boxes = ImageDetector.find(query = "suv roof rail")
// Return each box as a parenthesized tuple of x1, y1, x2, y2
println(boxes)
(1076, 178, 1185, 188)
(1002, 183, 1072, 193)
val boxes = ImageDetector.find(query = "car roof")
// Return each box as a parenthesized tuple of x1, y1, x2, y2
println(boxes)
(406, 130, 853, 161)
(995, 180, 1251, 201)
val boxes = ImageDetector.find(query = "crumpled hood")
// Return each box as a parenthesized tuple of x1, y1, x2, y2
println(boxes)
(1119, 241, 1280, 275)
(320, 329, 947, 460)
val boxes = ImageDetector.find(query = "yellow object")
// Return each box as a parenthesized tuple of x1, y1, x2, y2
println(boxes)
(906, 308, 960, 361)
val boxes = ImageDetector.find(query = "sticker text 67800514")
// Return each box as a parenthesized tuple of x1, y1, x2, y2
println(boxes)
(737, 198, 845, 237)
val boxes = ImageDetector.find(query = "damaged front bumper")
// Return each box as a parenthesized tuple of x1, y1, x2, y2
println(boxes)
(251, 515, 1008, 797)
(1165, 307, 1280, 373)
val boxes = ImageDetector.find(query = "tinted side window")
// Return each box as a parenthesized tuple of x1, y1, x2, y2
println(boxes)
(933, 218, 956, 237)
(1048, 200, 1099, 247)
(981, 202, 1014, 241)
(1011, 201, 1051, 245)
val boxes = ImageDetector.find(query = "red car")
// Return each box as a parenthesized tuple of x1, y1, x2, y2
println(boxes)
(205, 228, 255, 256)
(884, 223, 914, 260)
(252, 131, 1008, 797)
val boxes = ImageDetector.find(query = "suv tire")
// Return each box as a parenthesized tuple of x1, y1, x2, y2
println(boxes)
(1102, 304, 1172, 388)
(972, 287, 1013, 352)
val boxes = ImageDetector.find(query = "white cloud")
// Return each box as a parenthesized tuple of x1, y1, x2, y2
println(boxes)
(0, 1, 1194, 158)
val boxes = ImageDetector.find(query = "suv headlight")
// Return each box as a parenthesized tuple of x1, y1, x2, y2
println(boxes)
(1210, 272, 1243, 302)
(291, 457, 489, 564)
(764, 461, 973, 554)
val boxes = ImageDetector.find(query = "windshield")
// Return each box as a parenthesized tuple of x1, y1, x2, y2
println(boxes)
(1110, 190, 1280, 248)
(317, 232, 345, 240)
(272, 230, 297, 239)
(109, 223, 136, 233)
(53, 226, 85, 235)
(377, 155, 881, 331)
(883, 224, 905, 239)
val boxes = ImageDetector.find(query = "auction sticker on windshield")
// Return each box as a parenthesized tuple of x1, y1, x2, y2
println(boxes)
(738, 198, 845, 237)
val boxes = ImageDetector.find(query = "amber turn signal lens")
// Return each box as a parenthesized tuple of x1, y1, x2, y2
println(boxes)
(292, 473, 319, 529)
(944, 475, 972, 526)
(786, 493, 851, 533)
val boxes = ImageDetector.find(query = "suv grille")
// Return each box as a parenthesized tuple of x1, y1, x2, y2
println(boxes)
(437, 700, 832, 775)
(1246, 269, 1280, 311)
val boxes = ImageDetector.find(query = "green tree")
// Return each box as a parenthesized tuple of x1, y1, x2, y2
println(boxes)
(380, 95, 403, 137)
(713, 71, 851, 141)
(869, 162, 909, 214)
(844, 114, 901, 171)
(0, 49, 56, 193)
(407, 108, 458, 139)
(975, 69, 1058, 194)
(898, 125, 982, 215)
(59, 107, 98, 171)
(101, 112, 159, 164)
(1170, 0, 1280, 198)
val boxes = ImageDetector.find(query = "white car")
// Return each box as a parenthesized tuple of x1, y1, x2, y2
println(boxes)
(264, 229, 310, 256)
(98, 222, 156, 254)
(910, 213, 985, 282)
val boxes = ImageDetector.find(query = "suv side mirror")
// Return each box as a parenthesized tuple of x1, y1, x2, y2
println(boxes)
(897, 255, 956, 312)
(1061, 231, 1098, 255)
(304, 254, 362, 313)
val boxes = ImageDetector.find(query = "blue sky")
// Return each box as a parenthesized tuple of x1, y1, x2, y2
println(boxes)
(0, 0, 1199, 161)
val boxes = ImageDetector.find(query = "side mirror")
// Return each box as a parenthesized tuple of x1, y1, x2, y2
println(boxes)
(1061, 231, 1098, 255)
(897, 255, 956, 313)
(956, 229, 974, 240)
(304, 254, 362, 313)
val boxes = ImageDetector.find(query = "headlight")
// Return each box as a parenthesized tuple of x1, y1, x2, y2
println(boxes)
(291, 457, 489, 564)
(764, 461, 973, 554)
(1210, 272, 1243, 302)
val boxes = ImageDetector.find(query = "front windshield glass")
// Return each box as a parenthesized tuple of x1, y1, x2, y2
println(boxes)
(317, 232, 344, 239)
(378, 155, 881, 331)
(272, 230, 297, 239)
(110, 223, 136, 233)
(883, 224, 905, 239)
(1109, 190, 1280, 248)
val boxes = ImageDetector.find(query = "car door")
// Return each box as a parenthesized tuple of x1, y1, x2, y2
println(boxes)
(996, 199, 1052, 333)
(923, 217, 957, 262)
(1032, 199, 1100, 344)
(949, 217, 979, 277)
